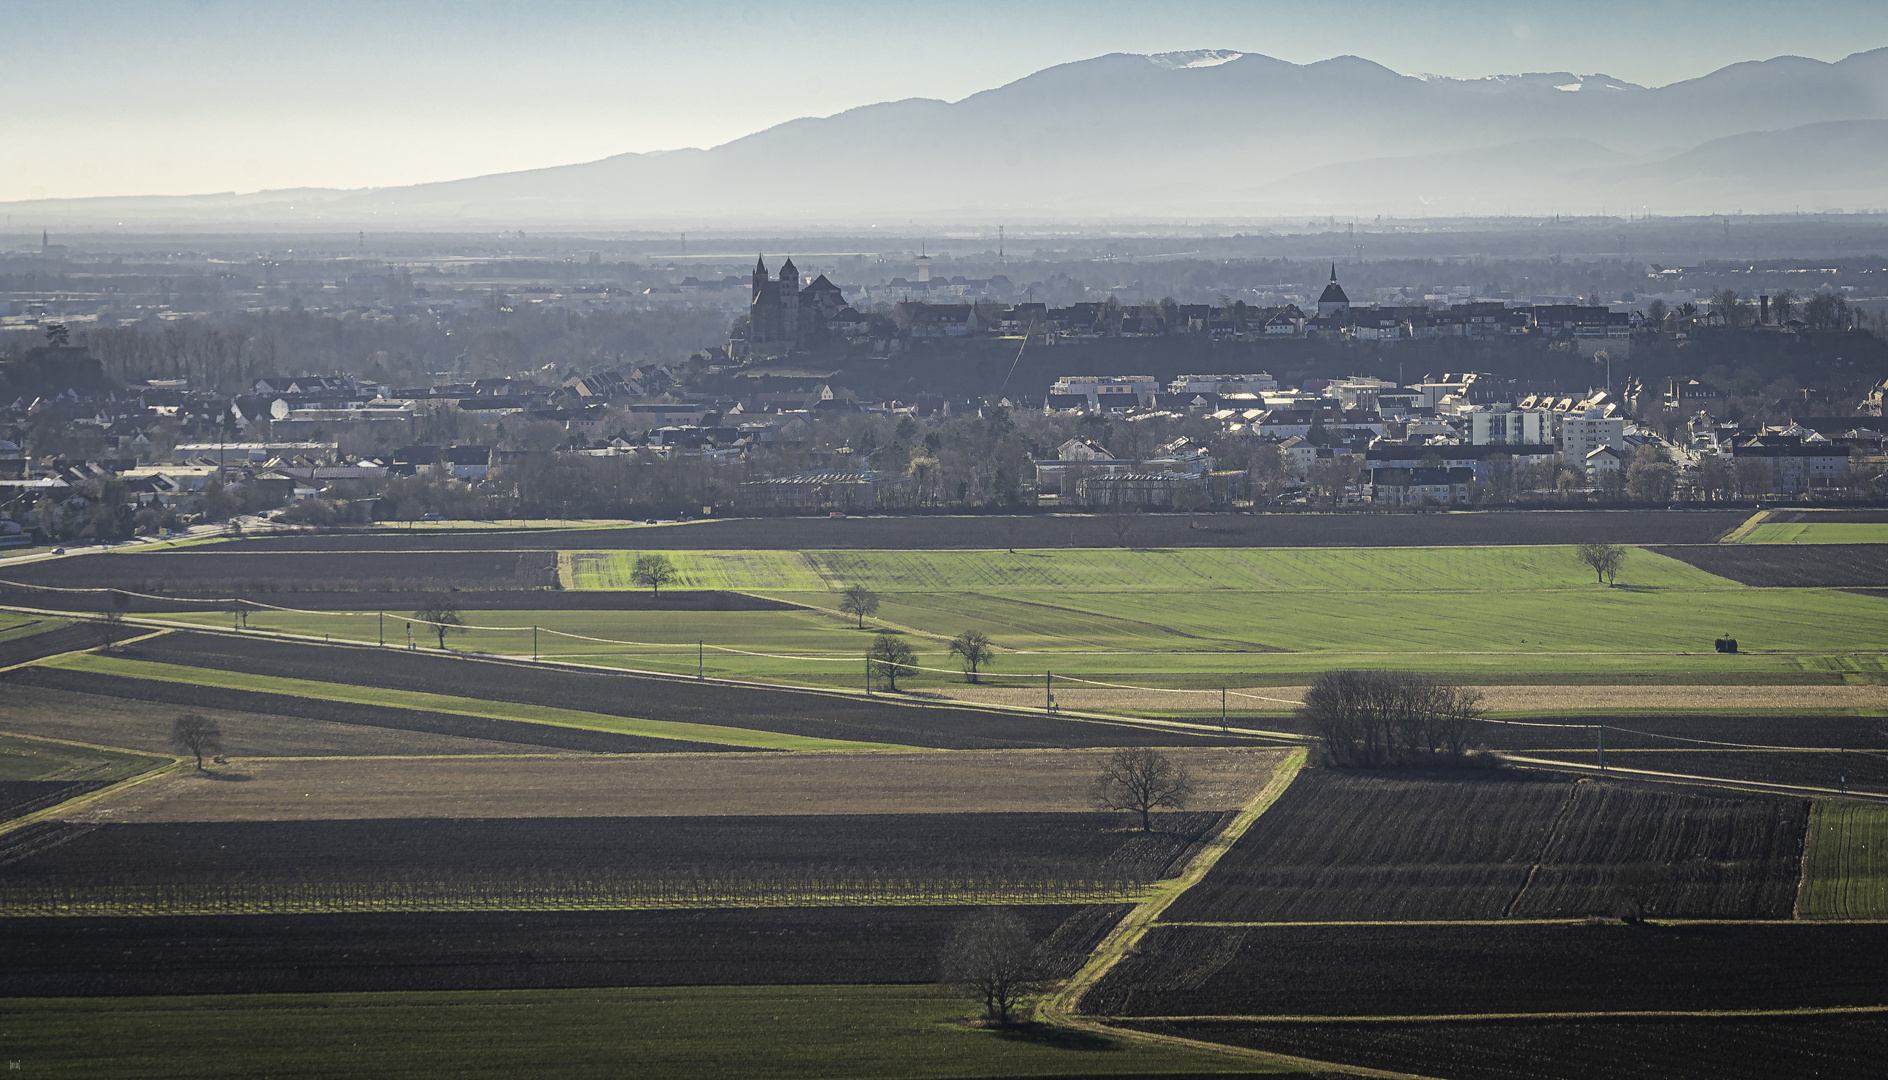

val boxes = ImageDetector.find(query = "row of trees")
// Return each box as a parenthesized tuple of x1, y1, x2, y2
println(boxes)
(1298, 669, 1486, 767)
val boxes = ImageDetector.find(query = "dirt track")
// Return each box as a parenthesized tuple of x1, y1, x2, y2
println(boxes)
(68, 747, 1287, 823)
(930, 684, 1888, 714)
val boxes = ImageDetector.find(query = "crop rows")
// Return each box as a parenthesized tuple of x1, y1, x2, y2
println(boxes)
(0, 813, 1227, 889)
(0, 549, 558, 592)
(1083, 922, 1888, 1017)
(1117, 1015, 1888, 1080)
(1164, 770, 1807, 922)
(1800, 801, 1888, 919)
(0, 876, 1154, 917)
(0, 622, 102, 667)
(1522, 749, 1888, 794)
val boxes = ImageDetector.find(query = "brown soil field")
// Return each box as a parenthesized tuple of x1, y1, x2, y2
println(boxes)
(1471, 713, 1888, 752)
(0, 549, 557, 593)
(0, 622, 101, 668)
(1121, 1016, 1888, 1080)
(1653, 543, 1888, 587)
(2, 668, 728, 755)
(0, 780, 106, 822)
(124, 632, 1261, 750)
(66, 747, 1286, 823)
(1084, 922, 1888, 1018)
(0, 905, 1114, 996)
(0, 682, 547, 758)
(0, 587, 800, 614)
(935, 683, 1888, 714)
(1163, 769, 1806, 923)
(1523, 749, 1888, 794)
(210, 509, 1753, 552)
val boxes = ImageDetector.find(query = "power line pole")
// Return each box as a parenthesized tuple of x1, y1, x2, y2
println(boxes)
(1597, 724, 1606, 771)
(698, 640, 704, 680)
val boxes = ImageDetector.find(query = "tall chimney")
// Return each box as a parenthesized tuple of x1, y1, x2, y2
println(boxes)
(1760, 295, 1770, 325)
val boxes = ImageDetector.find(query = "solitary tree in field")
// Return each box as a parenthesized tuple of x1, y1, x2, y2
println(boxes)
(631, 553, 679, 597)
(96, 609, 128, 652)
(948, 629, 998, 684)
(413, 594, 466, 650)
(839, 586, 881, 629)
(1104, 504, 1137, 547)
(1612, 862, 1673, 923)
(867, 631, 916, 692)
(940, 907, 1045, 1025)
(1575, 542, 1626, 586)
(1095, 747, 1194, 831)
(170, 713, 224, 771)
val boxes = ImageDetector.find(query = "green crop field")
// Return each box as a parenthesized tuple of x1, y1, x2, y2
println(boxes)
(38, 653, 913, 753)
(1799, 801, 1888, 919)
(0, 985, 1287, 1079)
(1741, 523, 1888, 544)
(131, 542, 1888, 692)
(0, 731, 167, 784)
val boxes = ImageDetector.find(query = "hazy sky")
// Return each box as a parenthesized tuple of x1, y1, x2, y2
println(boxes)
(7, 0, 1888, 202)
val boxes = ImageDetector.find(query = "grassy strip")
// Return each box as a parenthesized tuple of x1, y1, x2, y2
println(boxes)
(0, 731, 168, 784)
(0, 879, 1157, 918)
(1719, 510, 1771, 544)
(1111, 1005, 1888, 1024)
(0, 984, 1289, 1079)
(1799, 801, 1888, 919)
(37, 653, 916, 753)
(1743, 523, 1888, 545)
(1031, 750, 1418, 1079)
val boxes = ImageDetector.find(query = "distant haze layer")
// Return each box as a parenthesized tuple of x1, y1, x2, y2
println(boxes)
(8, 46, 1888, 227)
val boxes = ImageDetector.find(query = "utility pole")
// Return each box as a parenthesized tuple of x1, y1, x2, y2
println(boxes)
(865, 656, 872, 696)
(698, 640, 704, 680)
(1045, 670, 1053, 714)
(1597, 724, 1606, 771)
(533, 626, 539, 662)
(379, 611, 384, 647)
(1222, 687, 1228, 731)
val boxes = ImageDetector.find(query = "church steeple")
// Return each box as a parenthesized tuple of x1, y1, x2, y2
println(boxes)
(1330, 263, 1337, 283)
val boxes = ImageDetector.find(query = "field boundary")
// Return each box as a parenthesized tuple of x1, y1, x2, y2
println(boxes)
(0, 756, 184, 839)
(1502, 754, 1888, 803)
(1113, 1003, 1888, 1024)
(1030, 749, 1443, 1080)
(1720, 511, 1772, 544)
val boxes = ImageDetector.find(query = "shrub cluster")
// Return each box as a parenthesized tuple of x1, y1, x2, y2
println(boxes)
(1299, 670, 1485, 767)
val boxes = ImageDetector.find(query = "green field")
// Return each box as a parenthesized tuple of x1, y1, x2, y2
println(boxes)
(0, 985, 1288, 1079)
(1799, 801, 1888, 919)
(0, 731, 167, 784)
(1741, 523, 1888, 544)
(40, 653, 915, 753)
(129, 543, 1888, 692)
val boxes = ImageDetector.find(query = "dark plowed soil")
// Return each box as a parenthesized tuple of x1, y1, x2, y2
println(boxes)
(0, 905, 1111, 996)
(1121, 1016, 1888, 1080)
(114, 632, 1261, 750)
(0, 666, 737, 755)
(1085, 922, 1888, 1017)
(0, 549, 558, 593)
(0, 623, 105, 667)
(0, 812, 1228, 888)
(1652, 544, 1888, 587)
(0, 587, 799, 614)
(0, 780, 106, 823)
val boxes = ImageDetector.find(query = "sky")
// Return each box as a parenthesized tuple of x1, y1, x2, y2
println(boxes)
(6, 0, 1888, 203)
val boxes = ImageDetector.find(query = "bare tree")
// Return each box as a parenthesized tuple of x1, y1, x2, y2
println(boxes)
(1575, 542, 1626, 585)
(170, 713, 224, 771)
(838, 586, 881, 629)
(631, 553, 679, 597)
(948, 629, 998, 684)
(867, 631, 916, 692)
(413, 594, 466, 650)
(1095, 747, 1195, 831)
(1771, 288, 1795, 325)
(940, 907, 1046, 1024)
(96, 610, 128, 652)
(1612, 862, 1674, 923)
(1104, 505, 1138, 547)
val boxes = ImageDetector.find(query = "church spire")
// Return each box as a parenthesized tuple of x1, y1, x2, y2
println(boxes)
(755, 254, 768, 276)
(1330, 263, 1337, 283)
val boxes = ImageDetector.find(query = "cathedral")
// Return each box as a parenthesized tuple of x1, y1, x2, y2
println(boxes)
(749, 256, 847, 346)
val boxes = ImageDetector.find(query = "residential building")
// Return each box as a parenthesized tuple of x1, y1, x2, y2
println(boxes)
(1560, 410, 1625, 464)
(1464, 407, 1553, 446)
(1366, 467, 1475, 506)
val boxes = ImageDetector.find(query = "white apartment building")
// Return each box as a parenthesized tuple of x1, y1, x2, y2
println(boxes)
(1049, 375, 1160, 409)
(1560, 410, 1625, 464)
(1167, 373, 1279, 395)
(1466, 407, 1553, 446)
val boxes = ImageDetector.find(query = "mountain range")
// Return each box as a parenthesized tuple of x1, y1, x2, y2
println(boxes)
(12, 47, 1888, 227)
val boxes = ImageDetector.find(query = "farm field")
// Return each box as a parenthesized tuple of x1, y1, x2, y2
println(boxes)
(1162, 770, 1808, 922)
(0, 678, 646, 757)
(1082, 921, 1888, 1017)
(0, 731, 165, 785)
(941, 682, 1888, 715)
(206, 508, 1756, 552)
(32, 651, 908, 753)
(0, 906, 1119, 997)
(1800, 801, 1888, 919)
(1652, 543, 1888, 587)
(1741, 522, 1888, 544)
(1520, 749, 1888, 794)
(62, 748, 1286, 823)
(0, 986, 1289, 1080)
(0, 620, 97, 667)
(0, 549, 559, 592)
(0, 813, 1229, 890)
(85, 632, 1254, 749)
(1119, 1015, 1888, 1080)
